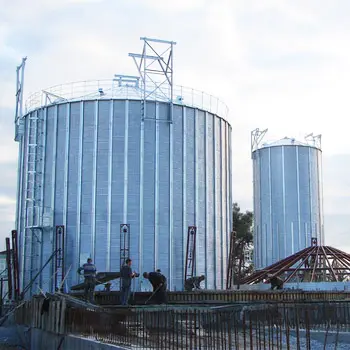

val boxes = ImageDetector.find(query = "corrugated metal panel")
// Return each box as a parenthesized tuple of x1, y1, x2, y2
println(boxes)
(17, 99, 232, 293)
(196, 110, 206, 283)
(253, 145, 323, 269)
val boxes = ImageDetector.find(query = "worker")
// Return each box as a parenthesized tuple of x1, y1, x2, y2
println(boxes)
(267, 274, 284, 290)
(104, 283, 111, 292)
(77, 258, 97, 303)
(143, 271, 167, 304)
(184, 275, 206, 291)
(120, 258, 137, 306)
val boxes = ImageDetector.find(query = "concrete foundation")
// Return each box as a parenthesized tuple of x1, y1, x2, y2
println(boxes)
(31, 330, 128, 350)
(12, 326, 128, 350)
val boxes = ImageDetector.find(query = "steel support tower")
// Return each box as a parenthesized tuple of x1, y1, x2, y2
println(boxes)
(129, 37, 176, 283)
(14, 57, 27, 141)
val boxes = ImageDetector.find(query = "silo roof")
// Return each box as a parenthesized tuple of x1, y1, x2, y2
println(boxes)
(260, 137, 320, 149)
(24, 79, 229, 120)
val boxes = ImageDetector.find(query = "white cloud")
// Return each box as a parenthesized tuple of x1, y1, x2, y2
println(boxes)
(144, 0, 204, 11)
(0, 196, 16, 206)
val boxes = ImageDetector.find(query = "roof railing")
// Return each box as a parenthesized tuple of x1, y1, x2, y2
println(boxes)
(25, 80, 229, 118)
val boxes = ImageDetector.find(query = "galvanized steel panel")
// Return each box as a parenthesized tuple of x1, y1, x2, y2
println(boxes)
(253, 144, 324, 269)
(17, 99, 232, 293)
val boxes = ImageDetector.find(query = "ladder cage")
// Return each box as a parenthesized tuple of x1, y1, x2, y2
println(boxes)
(23, 108, 45, 295)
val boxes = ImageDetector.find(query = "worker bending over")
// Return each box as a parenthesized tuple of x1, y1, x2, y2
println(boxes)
(267, 274, 284, 290)
(143, 271, 167, 304)
(77, 258, 97, 303)
(184, 275, 206, 291)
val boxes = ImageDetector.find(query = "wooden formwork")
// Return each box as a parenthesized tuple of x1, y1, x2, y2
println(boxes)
(14, 297, 66, 334)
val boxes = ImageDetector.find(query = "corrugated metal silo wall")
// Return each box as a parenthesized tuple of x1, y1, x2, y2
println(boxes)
(17, 99, 232, 293)
(252, 145, 324, 270)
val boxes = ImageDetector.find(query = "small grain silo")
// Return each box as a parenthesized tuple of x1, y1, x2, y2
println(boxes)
(14, 38, 232, 295)
(251, 129, 324, 270)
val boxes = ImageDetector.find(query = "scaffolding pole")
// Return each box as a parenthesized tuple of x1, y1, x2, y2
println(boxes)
(11, 230, 20, 300)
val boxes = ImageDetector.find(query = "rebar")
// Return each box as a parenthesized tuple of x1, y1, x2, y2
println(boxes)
(13, 299, 350, 349)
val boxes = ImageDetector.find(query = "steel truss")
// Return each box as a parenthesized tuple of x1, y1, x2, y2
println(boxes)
(14, 57, 27, 141)
(305, 132, 322, 149)
(251, 128, 268, 153)
(129, 37, 176, 122)
(240, 239, 350, 285)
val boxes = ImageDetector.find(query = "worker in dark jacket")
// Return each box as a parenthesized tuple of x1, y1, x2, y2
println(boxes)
(184, 275, 206, 291)
(143, 271, 167, 304)
(120, 258, 138, 305)
(77, 258, 97, 303)
(268, 274, 284, 290)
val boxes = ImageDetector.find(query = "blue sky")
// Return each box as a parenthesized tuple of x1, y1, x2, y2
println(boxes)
(1, 0, 350, 251)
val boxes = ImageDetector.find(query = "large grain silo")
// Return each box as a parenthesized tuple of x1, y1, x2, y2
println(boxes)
(251, 129, 324, 270)
(14, 38, 232, 295)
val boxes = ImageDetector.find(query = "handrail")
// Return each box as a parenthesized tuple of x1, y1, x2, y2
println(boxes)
(25, 79, 229, 118)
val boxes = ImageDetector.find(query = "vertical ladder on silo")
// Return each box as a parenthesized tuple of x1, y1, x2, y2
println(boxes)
(24, 109, 44, 293)
(141, 99, 145, 121)
(226, 231, 237, 290)
(120, 224, 130, 269)
(184, 226, 197, 285)
(54, 225, 65, 291)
